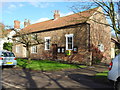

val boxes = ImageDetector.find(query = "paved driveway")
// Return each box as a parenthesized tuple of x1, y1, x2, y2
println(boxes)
(2, 65, 113, 90)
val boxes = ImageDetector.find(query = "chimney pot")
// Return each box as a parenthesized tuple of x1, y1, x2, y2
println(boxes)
(54, 10, 60, 20)
(14, 20, 20, 29)
(24, 19, 30, 27)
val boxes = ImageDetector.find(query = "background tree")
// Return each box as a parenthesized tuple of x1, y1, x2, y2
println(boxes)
(12, 29, 44, 62)
(70, 0, 120, 42)
(3, 42, 13, 51)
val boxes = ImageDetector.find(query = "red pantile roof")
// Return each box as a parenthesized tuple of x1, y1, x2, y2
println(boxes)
(21, 7, 99, 34)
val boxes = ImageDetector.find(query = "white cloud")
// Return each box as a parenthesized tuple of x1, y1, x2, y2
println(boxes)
(8, 3, 24, 9)
(19, 4, 24, 7)
(29, 2, 39, 7)
(8, 4, 16, 9)
(29, 2, 53, 8)
(4, 10, 12, 14)
(25, 12, 74, 25)
(32, 18, 50, 24)
(60, 12, 74, 17)
(0, 2, 2, 8)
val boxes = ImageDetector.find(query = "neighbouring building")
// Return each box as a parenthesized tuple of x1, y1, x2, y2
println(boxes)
(12, 7, 112, 65)
(0, 23, 15, 50)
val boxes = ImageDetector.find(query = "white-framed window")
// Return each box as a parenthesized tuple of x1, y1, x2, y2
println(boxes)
(65, 34, 74, 50)
(45, 37, 51, 50)
(98, 44, 104, 52)
(31, 46, 37, 53)
(16, 46, 20, 53)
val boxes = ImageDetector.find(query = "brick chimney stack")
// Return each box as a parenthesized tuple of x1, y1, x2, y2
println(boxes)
(24, 19, 30, 27)
(14, 20, 20, 29)
(54, 10, 60, 20)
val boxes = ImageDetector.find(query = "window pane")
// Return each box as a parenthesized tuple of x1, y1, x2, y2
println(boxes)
(47, 45, 49, 49)
(68, 44, 72, 49)
(32, 46, 37, 53)
(45, 38, 50, 50)
(46, 39, 50, 45)
(68, 37, 72, 44)
(16, 46, 20, 53)
(67, 37, 72, 49)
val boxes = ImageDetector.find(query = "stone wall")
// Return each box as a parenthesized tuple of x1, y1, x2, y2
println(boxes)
(12, 44, 27, 58)
(12, 7, 111, 65)
(30, 24, 90, 64)
(13, 23, 91, 64)
(87, 7, 111, 64)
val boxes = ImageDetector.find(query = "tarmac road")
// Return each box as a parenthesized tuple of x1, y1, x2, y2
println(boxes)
(1, 65, 113, 90)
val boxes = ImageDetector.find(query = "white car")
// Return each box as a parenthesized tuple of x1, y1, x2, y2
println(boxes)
(0, 50, 17, 67)
(108, 54, 120, 90)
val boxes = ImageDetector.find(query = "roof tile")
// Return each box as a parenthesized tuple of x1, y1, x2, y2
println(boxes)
(21, 7, 99, 34)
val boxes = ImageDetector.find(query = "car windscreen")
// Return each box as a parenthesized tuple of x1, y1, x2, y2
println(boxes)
(2, 52, 15, 57)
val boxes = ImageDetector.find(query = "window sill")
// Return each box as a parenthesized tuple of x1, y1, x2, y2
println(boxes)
(31, 52, 37, 54)
(45, 49, 50, 50)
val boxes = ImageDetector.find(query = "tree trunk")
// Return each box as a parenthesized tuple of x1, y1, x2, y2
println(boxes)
(26, 47, 31, 63)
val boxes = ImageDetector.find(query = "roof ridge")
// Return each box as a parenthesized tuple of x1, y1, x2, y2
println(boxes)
(59, 7, 99, 19)
(31, 7, 99, 25)
(21, 7, 100, 34)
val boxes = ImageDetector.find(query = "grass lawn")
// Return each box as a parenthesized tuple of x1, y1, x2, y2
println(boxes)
(16, 59, 87, 71)
(96, 71, 108, 77)
(94, 70, 109, 84)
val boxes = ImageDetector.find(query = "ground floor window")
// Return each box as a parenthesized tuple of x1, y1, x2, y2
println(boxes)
(31, 46, 37, 53)
(45, 37, 51, 50)
(16, 45, 20, 53)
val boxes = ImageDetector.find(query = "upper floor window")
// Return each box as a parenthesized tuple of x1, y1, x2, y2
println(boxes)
(45, 37, 50, 50)
(31, 46, 37, 53)
(65, 34, 74, 50)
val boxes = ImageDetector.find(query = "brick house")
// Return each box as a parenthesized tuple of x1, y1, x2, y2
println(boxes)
(12, 7, 111, 65)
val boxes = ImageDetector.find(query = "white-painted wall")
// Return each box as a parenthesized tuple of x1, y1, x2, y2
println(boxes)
(0, 30, 16, 50)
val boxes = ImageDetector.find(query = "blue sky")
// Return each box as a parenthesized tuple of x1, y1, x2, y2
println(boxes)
(1, 1, 119, 37)
(2, 2, 79, 28)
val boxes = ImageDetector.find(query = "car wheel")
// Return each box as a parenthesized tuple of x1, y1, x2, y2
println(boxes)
(116, 81, 120, 90)
(11, 65, 16, 68)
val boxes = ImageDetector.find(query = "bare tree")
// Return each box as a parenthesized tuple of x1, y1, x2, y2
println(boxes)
(12, 29, 44, 61)
(0, 23, 8, 38)
(70, 0, 120, 42)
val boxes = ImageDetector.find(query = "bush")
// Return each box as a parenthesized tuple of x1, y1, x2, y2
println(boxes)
(3, 42, 13, 51)
(115, 49, 120, 56)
